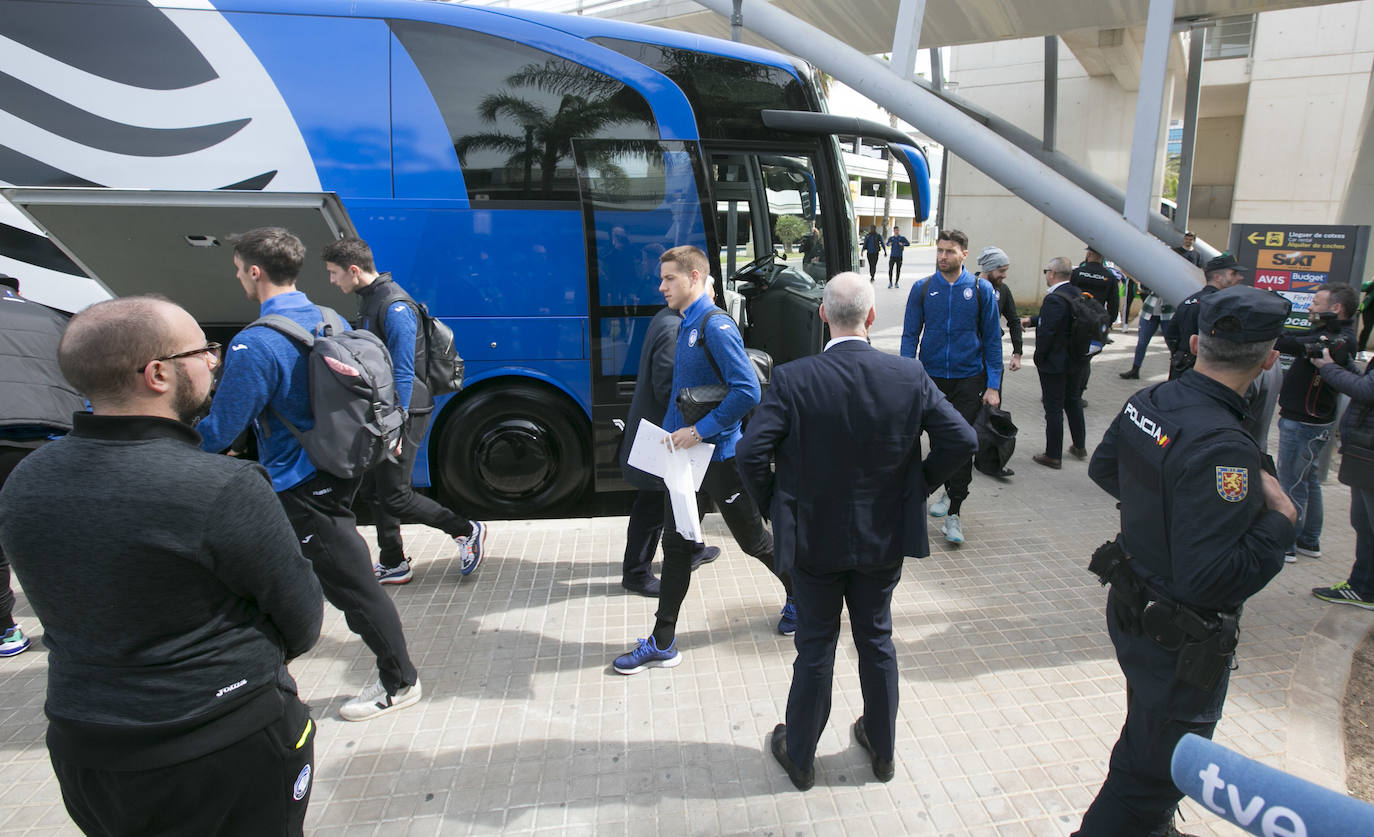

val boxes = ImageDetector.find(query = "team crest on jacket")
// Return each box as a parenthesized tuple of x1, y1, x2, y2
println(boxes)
(688, 328, 699, 347)
(1215, 466, 1248, 502)
(963, 287, 974, 299)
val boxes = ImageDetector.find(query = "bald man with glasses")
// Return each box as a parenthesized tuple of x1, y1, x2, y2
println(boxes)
(0, 295, 323, 836)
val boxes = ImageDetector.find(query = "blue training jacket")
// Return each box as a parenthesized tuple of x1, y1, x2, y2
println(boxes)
(900, 269, 1003, 390)
(197, 291, 337, 491)
(662, 293, 760, 461)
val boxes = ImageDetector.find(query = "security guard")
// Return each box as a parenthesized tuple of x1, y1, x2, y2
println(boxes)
(1164, 252, 1248, 379)
(1073, 285, 1297, 837)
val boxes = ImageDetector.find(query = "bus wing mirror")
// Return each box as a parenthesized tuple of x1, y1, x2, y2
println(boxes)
(888, 143, 932, 223)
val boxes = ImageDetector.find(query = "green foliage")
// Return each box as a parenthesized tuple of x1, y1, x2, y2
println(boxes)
(1163, 154, 1181, 202)
(774, 215, 808, 253)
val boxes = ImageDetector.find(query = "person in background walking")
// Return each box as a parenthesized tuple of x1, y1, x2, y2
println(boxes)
(862, 225, 886, 283)
(886, 226, 910, 288)
(1119, 290, 1175, 380)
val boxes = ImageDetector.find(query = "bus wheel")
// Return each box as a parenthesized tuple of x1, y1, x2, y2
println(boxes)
(435, 383, 590, 518)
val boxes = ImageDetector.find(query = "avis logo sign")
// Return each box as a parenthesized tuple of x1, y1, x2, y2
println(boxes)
(1254, 270, 1290, 290)
(1198, 763, 1306, 836)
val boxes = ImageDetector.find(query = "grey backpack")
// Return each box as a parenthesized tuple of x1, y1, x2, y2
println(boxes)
(250, 307, 406, 479)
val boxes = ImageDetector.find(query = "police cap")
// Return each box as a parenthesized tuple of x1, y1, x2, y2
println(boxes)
(1204, 252, 1248, 274)
(1198, 285, 1291, 343)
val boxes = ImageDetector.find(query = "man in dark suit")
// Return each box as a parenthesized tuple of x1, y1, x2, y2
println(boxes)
(618, 306, 719, 596)
(1031, 256, 1090, 469)
(737, 272, 977, 790)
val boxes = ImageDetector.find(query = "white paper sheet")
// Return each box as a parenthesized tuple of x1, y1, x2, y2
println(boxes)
(626, 419, 714, 541)
(626, 419, 712, 490)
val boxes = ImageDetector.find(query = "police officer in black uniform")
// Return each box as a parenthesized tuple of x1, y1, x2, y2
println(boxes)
(1164, 253, 1248, 379)
(1073, 285, 1298, 837)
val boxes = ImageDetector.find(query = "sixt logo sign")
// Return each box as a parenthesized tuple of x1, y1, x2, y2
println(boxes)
(1123, 402, 1170, 448)
(1254, 270, 1290, 291)
(1258, 249, 1333, 272)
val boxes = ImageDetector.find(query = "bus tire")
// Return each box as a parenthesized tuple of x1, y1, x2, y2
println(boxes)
(434, 382, 590, 518)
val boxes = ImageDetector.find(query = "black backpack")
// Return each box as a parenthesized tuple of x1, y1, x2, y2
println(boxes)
(250, 307, 407, 479)
(1060, 286, 1112, 359)
(371, 284, 465, 395)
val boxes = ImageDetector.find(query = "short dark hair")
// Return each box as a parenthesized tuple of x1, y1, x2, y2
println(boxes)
(661, 245, 709, 277)
(1197, 334, 1275, 372)
(938, 229, 968, 250)
(230, 227, 305, 286)
(321, 238, 376, 273)
(1320, 285, 1359, 320)
(59, 296, 179, 405)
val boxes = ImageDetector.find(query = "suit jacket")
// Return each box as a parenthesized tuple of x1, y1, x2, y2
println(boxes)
(1033, 283, 1087, 375)
(619, 307, 681, 490)
(736, 341, 977, 574)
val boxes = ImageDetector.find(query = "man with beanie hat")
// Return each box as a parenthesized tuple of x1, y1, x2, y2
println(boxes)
(977, 246, 1022, 375)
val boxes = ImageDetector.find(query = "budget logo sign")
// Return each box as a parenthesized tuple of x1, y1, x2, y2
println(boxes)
(1254, 270, 1290, 290)
(1290, 271, 1328, 285)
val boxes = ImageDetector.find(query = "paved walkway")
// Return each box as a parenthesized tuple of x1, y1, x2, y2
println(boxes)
(2, 257, 1371, 835)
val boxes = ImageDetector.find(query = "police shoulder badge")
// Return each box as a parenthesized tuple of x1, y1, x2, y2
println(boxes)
(1215, 466, 1248, 502)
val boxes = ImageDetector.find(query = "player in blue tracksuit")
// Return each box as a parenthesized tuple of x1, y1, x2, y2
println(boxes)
(612, 245, 794, 675)
(886, 227, 911, 287)
(900, 229, 1002, 546)
(322, 238, 485, 586)
(197, 227, 421, 723)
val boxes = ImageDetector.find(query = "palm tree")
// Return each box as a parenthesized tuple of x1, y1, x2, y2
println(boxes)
(455, 60, 655, 198)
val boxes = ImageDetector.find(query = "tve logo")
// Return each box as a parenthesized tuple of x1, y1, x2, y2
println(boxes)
(1254, 270, 1290, 291)
(1196, 762, 1305, 836)
(1172, 733, 1374, 837)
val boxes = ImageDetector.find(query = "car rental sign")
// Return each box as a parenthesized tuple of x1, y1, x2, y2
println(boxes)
(1232, 224, 1370, 330)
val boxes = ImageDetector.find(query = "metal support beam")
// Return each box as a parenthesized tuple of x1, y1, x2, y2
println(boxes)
(891, 0, 926, 82)
(730, 0, 742, 42)
(1044, 36, 1058, 152)
(698, 0, 1203, 304)
(1124, 0, 1175, 231)
(929, 45, 943, 93)
(1175, 26, 1205, 232)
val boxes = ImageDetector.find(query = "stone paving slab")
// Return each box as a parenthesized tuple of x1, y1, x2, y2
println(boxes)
(1, 262, 1371, 835)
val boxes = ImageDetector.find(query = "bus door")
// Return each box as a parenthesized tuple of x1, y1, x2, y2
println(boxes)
(708, 151, 828, 366)
(572, 139, 711, 491)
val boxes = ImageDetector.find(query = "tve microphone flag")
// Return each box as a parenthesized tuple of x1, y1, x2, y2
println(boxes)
(1171, 733, 1374, 835)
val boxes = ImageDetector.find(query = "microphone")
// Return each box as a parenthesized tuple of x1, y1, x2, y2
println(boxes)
(1171, 733, 1374, 835)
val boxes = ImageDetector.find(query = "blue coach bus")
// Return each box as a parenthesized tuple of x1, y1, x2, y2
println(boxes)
(0, 0, 931, 516)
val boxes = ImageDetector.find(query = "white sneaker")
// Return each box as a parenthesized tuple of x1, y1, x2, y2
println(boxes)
(929, 492, 950, 518)
(943, 514, 965, 545)
(339, 678, 422, 722)
(1284, 552, 1297, 564)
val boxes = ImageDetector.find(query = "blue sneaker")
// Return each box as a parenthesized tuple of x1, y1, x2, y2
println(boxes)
(457, 521, 486, 576)
(928, 492, 950, 518)
(0, 624, 31, 658)
(613, 637, 681, 674)
(777, 598, 798, 636)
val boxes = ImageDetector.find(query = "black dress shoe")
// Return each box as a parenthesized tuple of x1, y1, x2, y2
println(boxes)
(1032, 453, 1062, 469)
(770, 724, 814, 790)
(1119, 367, 1140, 379)
(1068, 445, 1088, 460)
(690, 545, 721, 571)
(853, 717, 895, 782)
(621, 575, 661, 597)
(997, 467, 1014, 478)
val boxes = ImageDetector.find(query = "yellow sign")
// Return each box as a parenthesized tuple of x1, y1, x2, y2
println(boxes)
(1247, 231, 1286, 246)
(1257, 249, 1332, 271)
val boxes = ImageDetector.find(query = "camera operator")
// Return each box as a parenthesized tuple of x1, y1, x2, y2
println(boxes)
(1274, 285, 1358, 563)
(1309, 343, 1374, 610)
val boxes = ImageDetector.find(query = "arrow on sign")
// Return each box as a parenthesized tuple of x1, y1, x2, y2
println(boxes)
(1247, 232, 1265, 244)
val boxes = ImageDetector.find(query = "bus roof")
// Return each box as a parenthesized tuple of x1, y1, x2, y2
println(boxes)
(197, 0, 806, 82)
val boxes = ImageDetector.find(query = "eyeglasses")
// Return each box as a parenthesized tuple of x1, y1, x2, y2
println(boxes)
(138, 342, 221, 373)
